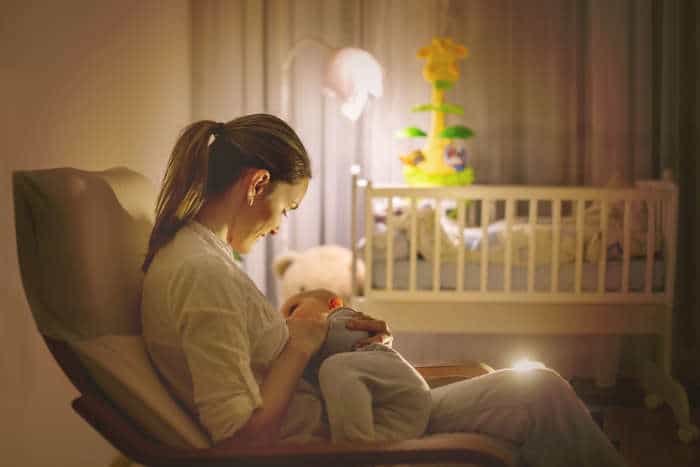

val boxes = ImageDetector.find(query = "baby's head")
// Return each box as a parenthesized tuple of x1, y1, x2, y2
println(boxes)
(281, 288, 337, 320)
(283, 290, 370, 383)
(282, 289, 369, 358)
(284, 290, 370, 356)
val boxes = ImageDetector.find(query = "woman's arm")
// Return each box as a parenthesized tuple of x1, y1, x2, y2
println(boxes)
(213, 342, 312, 448)
(213, 304, 328, 449)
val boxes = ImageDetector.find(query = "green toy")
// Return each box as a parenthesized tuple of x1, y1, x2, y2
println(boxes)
(396, 38, 475, 186)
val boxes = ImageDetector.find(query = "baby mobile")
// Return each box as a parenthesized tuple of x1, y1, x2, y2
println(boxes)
(396, 38, 475, 186)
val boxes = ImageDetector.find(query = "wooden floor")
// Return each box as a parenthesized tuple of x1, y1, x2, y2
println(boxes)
(569, 377, 700, 467)
(603, 406, 700, 467)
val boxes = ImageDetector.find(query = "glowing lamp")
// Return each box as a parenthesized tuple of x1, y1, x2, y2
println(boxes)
(512, 358, 546, 372)
(281, 39, 383, 122)
(323, 47, 384, 120)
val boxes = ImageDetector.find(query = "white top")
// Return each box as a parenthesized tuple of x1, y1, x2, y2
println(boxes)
(141, 221, 325, 443)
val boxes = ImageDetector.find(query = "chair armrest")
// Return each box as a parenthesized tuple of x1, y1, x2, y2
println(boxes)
(73, 393, 516, 467)
(415, 362, 495, 388)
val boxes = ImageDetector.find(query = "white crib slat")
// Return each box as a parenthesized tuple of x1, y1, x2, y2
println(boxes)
(659, 184, 678, 373)
(364, 182, 374, 296)
(457, 200, 466, 292)
(551, 199, 561, 293)
(351, 169, 358, 297)
(468, 198, 477, 226)
(409, 197, 417, 292)
(433, 198, 442, 292)
(645, 201, 655, 294)
(665, 186, 679, 305)
(598, 201, 609, 294)
(622, 201, 631, 293)
(575, 199, 584, 294)
(528, 200, 537, 293)
(504, 199, 514, 293)
(386, 197, 394, 291)
(481, 199, 489, 292)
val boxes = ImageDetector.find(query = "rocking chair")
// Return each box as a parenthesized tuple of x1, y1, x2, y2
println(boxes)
(13, 166, 518, 467)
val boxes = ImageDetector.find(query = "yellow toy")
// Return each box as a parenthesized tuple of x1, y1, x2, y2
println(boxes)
(396, 38, 475, 186)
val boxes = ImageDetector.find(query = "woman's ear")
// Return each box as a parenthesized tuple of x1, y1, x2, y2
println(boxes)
(250, 169, 271, 196)
(245, 169, 271, 206)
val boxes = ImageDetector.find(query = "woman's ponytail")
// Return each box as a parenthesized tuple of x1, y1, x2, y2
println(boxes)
(142, 121, 217, 272)
(142, 114, 311, 273)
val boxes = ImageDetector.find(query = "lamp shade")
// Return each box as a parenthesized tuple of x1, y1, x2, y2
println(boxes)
(323, 47, 383, 121)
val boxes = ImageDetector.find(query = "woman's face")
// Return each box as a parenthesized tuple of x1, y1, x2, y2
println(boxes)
(229, 176, 309, 254)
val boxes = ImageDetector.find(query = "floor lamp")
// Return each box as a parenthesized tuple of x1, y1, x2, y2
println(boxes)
(281, 38, 383, 122)
(278, 38, 383, 259)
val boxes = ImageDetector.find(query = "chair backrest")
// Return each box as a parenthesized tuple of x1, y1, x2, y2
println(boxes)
(13, 167, 156, 341)
(13, 167, 211, 449)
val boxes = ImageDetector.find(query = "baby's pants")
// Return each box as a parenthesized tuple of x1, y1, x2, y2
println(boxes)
(427, 368, 628, 467)
(319, 347, 432, 443)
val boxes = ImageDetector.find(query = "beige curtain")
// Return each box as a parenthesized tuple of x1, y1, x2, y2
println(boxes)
(192, 0, 656, 296)
(656, 0, 699, 383)
(362, 0, 654, 186)
(191, 0, 271, 292)
(190, 0, 700, 380)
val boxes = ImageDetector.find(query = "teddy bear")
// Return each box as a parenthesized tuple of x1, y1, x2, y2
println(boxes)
(273, 244, 365, 306)
(273, 247, 432, 442)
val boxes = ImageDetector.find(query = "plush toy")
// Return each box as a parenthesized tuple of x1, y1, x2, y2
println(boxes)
(273, 245, 365, 305)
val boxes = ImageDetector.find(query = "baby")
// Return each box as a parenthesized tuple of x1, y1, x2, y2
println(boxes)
(282, 289, 432, 443)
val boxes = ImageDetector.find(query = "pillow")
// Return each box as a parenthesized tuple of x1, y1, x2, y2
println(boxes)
(70, 335, 211, 449)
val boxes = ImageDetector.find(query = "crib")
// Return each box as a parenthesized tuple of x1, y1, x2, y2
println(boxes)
(348, 167, 679, 390)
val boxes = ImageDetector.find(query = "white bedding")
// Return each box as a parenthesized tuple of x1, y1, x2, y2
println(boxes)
(371, 257, 665, 292)
(361, 203, 659, 267)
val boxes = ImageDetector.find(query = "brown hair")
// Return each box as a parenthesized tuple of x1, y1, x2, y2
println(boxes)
(142, 113, 311, 272)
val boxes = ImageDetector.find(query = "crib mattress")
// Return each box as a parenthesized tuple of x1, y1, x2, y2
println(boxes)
(371, 258, 665, 293)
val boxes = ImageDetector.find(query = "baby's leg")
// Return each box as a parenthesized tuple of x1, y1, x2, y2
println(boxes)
(318, 347, 431, 443)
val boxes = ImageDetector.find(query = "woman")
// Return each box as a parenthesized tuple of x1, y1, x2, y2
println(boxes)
(141, 114, 627, 467)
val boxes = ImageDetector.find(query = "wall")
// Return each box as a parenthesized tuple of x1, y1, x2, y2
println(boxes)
(0, 1, 191, 465)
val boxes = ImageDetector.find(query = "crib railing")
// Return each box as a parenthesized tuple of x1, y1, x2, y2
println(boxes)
(351, 170, 678, 306)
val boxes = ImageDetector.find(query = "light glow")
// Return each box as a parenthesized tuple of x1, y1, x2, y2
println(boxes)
(512, 358, 546, 372)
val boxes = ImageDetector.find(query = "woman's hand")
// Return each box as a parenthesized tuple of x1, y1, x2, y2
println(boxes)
(284, 297, 329, 357)
(346, 311, 393, 349)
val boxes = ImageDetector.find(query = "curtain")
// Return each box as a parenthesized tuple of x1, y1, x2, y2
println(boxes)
(191, 0, 700, 379)
(191, 0, 271, 293)
(193, 0, 655, 296)
(656, 0, 699, 382)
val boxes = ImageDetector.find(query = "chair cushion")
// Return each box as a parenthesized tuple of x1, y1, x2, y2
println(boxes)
(70, 334, 211, 449)
(13, 167, 157, 340)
